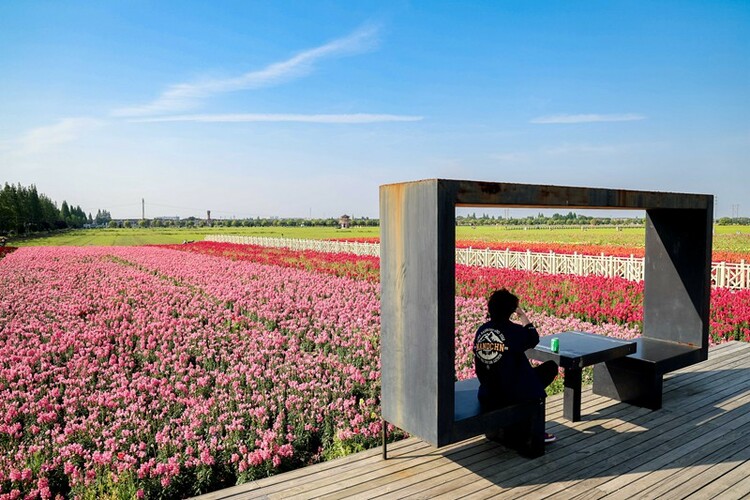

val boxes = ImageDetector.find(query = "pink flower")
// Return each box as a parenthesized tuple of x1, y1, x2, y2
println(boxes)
(199, 448, 214, 466)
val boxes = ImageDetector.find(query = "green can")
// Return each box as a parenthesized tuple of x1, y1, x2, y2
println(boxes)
(551, 338, 559, 353)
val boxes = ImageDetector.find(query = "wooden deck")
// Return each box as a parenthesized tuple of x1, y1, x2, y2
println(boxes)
(195, 341, 750, 499)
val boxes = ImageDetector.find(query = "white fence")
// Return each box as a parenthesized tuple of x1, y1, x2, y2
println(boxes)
(204, 235, 750, 290)
(205, 234, 380, 257)
(456, 247, 647, 282)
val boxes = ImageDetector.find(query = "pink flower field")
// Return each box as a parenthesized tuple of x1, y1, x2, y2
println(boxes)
(1, 246, 382, 498)
(0, 245, 686, 498)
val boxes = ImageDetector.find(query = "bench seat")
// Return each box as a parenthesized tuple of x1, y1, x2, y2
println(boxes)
(452, 378, 545, 457)
(593, 337, 706, 410)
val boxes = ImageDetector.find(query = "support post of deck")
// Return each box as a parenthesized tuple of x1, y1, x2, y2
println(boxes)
(382, 419, 387, 460)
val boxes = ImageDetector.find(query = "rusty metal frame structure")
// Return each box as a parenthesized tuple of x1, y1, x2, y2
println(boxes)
(380, 179, 713, 448)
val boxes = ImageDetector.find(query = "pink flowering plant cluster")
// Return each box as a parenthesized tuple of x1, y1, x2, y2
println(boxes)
(1, 247, 384, 498)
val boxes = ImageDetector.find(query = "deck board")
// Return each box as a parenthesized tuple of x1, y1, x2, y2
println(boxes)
(192, 341, 750, 500)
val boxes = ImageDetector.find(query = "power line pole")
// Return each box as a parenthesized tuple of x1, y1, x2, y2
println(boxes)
(142, 198, 145, 220)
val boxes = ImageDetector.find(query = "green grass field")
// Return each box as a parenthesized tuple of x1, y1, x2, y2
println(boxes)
(11, 226, 380, 247)
(9, 225, 750, 253)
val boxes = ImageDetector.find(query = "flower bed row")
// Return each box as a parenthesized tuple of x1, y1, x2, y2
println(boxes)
(170, 242, 750, 344)
(0, 246, 642, 499)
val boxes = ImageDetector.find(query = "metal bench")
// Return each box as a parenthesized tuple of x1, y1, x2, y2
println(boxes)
(593, 337, 704, 410)
(593, 208, 712, 410)
(453, 378, 545, 457)
(383, 378, 545, 459)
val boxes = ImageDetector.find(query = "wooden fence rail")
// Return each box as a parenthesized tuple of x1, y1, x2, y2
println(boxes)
(203, 235, 749, 290)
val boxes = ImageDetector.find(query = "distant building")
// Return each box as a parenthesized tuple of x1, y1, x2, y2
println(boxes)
(339, 214, 351, 229)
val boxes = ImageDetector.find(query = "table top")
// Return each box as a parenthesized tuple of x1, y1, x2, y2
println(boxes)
(527, 331, 637, 369)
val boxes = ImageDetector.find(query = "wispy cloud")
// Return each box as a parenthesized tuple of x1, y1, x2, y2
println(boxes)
(530, 113, 646, 124)
(14, 117, 104, 155)
(113, 24, 381, 117)
(131, 113, 422, 124)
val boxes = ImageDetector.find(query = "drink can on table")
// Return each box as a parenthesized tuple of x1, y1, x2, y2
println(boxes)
(551, 338, 559, 353)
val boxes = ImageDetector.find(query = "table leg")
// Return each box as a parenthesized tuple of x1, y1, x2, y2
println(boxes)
(564, 367, 582, 421)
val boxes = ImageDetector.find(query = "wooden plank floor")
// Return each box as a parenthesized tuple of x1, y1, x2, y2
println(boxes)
(194, 342, 750, 500)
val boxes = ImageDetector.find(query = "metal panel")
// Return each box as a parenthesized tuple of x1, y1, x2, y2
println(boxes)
(380, 180, 456, 446)
(449, 180, 712, 210)
(644, 208, 713, 351)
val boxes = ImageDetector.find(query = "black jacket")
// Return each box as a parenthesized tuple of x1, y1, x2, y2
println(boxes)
(473, 319, 546, 407)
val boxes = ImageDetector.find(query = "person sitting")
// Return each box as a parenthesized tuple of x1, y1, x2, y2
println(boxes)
(473, 288, 558, 445)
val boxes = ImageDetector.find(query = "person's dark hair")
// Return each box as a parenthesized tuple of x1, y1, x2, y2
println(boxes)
(487, 289, 519, 322)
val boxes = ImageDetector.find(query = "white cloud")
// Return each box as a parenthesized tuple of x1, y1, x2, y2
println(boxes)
(14, 117, 105, 155)
(112, 24, 380, 117)
(530, 113, 646, 124)
(131, 113, 423, 124)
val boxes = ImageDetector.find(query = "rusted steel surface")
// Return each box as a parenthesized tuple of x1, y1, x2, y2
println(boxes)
(380, 180, 456, 446)
(382, 178, 713, 210)
(454, 179, 712, 209)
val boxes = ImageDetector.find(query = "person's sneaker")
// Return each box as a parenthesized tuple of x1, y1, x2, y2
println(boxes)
(544, 432, 557, 444)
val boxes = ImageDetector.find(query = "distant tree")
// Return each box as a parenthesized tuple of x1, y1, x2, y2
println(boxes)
(60, 201, 71, 223)
(94, 209, 112, 225)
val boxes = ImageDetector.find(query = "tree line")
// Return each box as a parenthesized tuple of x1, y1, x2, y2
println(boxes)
(716, 217, 750, 225)
(0, 183, 110, 235)
(113, 216, 380, 228)
(456, 212, 645, 226)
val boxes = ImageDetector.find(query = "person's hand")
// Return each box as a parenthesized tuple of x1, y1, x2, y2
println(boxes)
(515, 307, 531, 325)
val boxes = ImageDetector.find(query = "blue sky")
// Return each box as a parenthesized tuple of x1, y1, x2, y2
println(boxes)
(1, 1, 748, 219)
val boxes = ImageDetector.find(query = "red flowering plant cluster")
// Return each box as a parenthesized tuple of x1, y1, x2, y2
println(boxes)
(160, 242, 379, 282)
(0, 247, 15, 259)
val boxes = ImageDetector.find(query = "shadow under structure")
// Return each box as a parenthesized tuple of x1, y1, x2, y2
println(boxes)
(379, 179, 713, 450)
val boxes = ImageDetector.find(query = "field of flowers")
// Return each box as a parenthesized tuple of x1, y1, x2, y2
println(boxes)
(0, 247, 377, 498)
(172, 242, 750, 344)
(1, 241, 747, 499)
(328, 236, 750, 263)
